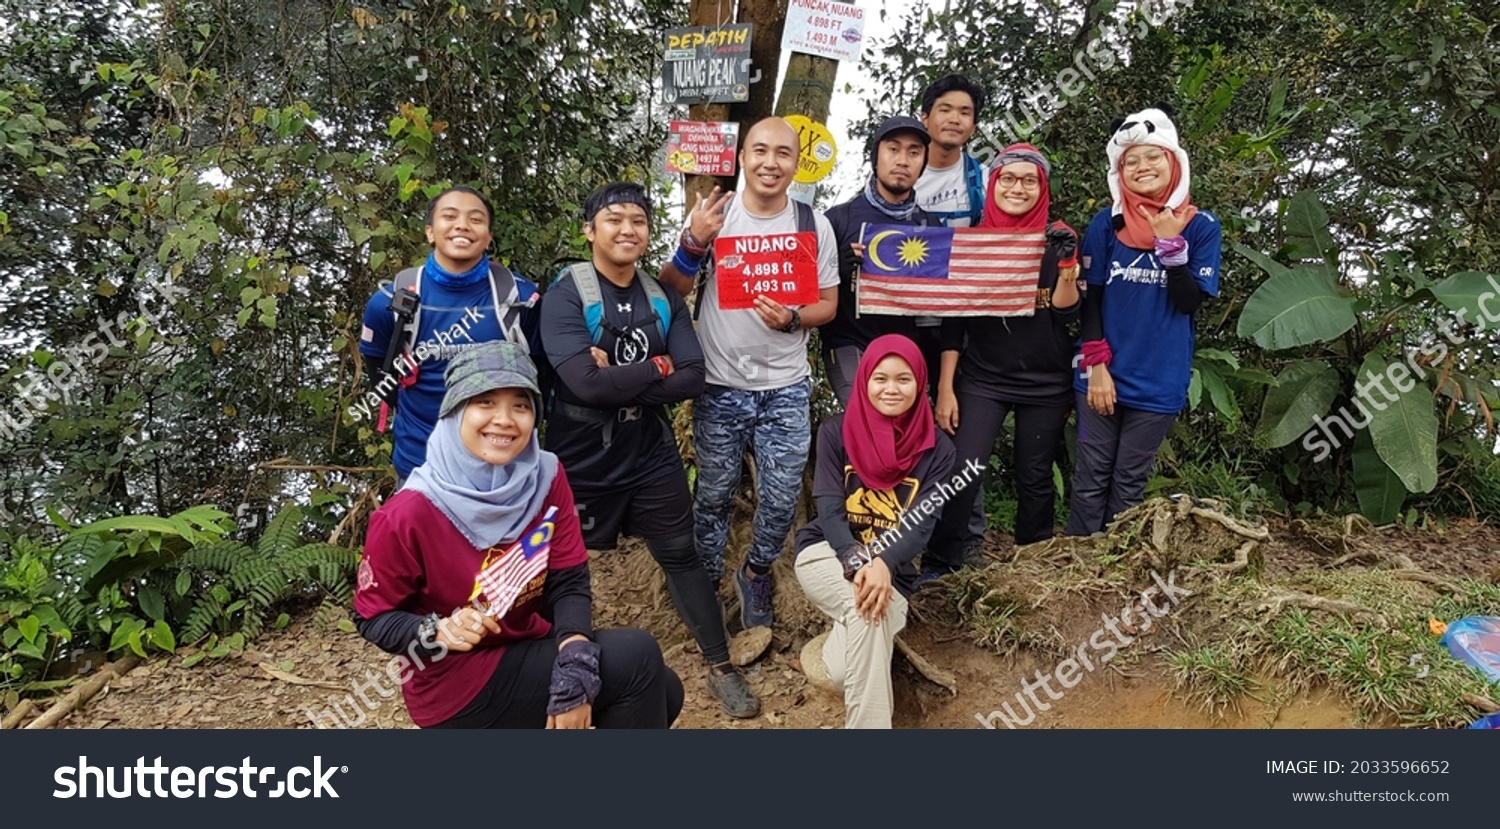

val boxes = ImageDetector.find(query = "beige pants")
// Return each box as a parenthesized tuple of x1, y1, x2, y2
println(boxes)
(794, 541, 909, 729)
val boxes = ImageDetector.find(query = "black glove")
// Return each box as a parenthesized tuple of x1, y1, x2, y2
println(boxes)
(546, 638, 601, 716)
(1046, 220, 1080, 267)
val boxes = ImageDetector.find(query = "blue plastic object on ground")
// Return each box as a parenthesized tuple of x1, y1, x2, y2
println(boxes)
(1469, 712, 1500, 730)
(1440, 615, 1500, 684)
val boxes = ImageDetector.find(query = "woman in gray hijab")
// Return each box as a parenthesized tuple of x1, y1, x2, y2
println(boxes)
(353, 341, 682, 728)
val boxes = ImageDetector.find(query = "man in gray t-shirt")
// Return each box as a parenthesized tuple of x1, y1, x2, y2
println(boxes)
(662, 117, 838, 632)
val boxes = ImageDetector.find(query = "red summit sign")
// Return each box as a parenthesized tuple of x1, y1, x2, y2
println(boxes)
(713, 233, 820, 310)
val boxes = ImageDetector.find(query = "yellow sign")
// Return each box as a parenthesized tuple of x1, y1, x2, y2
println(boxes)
(785, 114, 837, 184)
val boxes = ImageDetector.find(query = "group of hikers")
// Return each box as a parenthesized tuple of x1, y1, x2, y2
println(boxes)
(350, 74, 1223, 730)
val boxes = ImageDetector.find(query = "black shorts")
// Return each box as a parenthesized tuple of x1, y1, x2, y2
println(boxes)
(572, 465, 694, 548)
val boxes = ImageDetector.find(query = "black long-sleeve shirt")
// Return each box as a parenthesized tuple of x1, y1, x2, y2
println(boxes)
(940, 244, 1080, 405)
(539, 267, 704, 489)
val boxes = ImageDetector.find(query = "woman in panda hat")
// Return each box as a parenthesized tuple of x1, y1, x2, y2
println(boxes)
(1065, 107, 1223, 535)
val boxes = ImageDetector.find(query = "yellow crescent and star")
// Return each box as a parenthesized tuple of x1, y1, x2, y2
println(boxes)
(866, 230, 931, 272)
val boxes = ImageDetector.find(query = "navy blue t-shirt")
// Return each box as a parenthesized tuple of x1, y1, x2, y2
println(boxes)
(358, 269, 539, 477)
(1072, 208, 1221, 413)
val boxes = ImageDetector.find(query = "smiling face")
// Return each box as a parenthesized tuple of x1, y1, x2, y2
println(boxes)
(739, 118, 799, 205)
(425, 191, 493, 272)
(875, 133, 928, 198)
(586, 202, 650, 276)
(1120, 145, 1172, 201)
(993, 161, 1042, 217)
(866, 354, 918, 418)
(920, 90, 977, 153)
(459, 388, 535, 466)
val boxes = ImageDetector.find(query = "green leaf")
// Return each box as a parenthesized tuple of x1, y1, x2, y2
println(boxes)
(1361, 354, 1438, 494)
(1199, 367, 1241, 429)
(1236, 264, 1357, 350)
(1194, 348, 1240, 370)
(1256, 360, 1341, 448)
(1284, 190, 1336, 264)
(17, 615, 40, 644)
(336, 619, 357, 634)
(1353, 429, 1406, 525)
(127, 629, 147, 658)
(208, 645, 231, 658)
(175, 569, 193, 597)
(274, 613, 291, 629)
(138, 584, 166, 621)
(1231, 241, 1292, 280)
(1187, 368, 1202, 410)
(152, 620, 176, 651)
(181, 652, 206, 668)
(1427, 271, 1499, 321)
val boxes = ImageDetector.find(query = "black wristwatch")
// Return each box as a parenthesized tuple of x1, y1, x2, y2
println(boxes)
(779, 307, 802, 333)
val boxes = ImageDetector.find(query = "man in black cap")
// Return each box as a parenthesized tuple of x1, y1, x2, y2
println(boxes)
(819, 115, 935, 404)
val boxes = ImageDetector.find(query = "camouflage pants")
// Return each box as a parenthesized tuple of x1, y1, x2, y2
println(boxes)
(692, 379, 812, 583)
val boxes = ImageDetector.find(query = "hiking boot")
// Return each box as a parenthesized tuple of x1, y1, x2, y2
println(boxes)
(960, 543, 992, 570)
(800, 632, 838, 693)
(707, 662, 761, 719)
(734, 564, 775, 629)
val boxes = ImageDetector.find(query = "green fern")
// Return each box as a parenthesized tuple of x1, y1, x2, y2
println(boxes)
(257, 506, 305, 558)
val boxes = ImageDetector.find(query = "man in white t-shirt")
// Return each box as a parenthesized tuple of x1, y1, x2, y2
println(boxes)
(661, 117, 839, 632)
(913, 74, 989, 229)
(914, 73, 992, 561)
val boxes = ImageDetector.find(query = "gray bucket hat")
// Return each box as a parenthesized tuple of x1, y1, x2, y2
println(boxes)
(438, 340, 541, 419)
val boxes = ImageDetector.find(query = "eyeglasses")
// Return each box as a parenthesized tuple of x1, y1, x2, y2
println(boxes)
(1122, 149, 1167, 170)
(997, 173, 1041, 190)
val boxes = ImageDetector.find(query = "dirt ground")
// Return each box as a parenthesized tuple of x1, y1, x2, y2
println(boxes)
(52, 517, 1500, 731)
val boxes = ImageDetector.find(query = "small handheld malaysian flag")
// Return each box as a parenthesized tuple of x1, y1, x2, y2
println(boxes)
(469, 506, 559, 620)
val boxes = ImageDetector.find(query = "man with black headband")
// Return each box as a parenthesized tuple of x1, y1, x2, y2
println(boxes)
(538, 182, 762, 719)
(820, 115, 934, 404)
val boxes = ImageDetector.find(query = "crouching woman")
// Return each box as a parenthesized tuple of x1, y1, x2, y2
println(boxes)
(354, 341, 683, 728)
(794, 335, 956, 728)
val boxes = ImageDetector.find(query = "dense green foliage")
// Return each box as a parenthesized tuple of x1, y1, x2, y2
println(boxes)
(864, 0, 1499, 522)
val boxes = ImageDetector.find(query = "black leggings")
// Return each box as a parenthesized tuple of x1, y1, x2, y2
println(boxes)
(431, 628, 684, 729)
(647, 532, 732, 666)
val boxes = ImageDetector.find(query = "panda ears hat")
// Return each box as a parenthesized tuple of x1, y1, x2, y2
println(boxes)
(1106, 105, 1191, 220)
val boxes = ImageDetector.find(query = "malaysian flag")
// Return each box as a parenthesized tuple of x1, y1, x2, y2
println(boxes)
(470, 507, 558, 620)
(856, 224, 1047, 317)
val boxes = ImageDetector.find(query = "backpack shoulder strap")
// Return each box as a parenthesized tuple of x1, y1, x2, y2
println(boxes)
(391, 266, 423, 352)
(963, 154, 986, 221)
(487, 263, 528, 350)
(562, 262, 606, 344)
(636, 272, 672, 341)
(794, 199, 816, 237)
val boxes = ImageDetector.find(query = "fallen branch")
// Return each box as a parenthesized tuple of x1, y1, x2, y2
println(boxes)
(894, 635, 957, 695)
(25, 654, 142, 730)
(1, 699, 37, 729)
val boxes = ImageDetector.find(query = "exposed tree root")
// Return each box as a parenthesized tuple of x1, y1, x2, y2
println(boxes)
(1, 699, 37, 729)
(1256, 590, 1390, 629)
(25, 654, 142, 730)
(894, 635, 957, 695)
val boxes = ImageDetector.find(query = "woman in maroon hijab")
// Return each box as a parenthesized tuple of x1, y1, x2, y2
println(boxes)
(793, 335, 957, 728)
